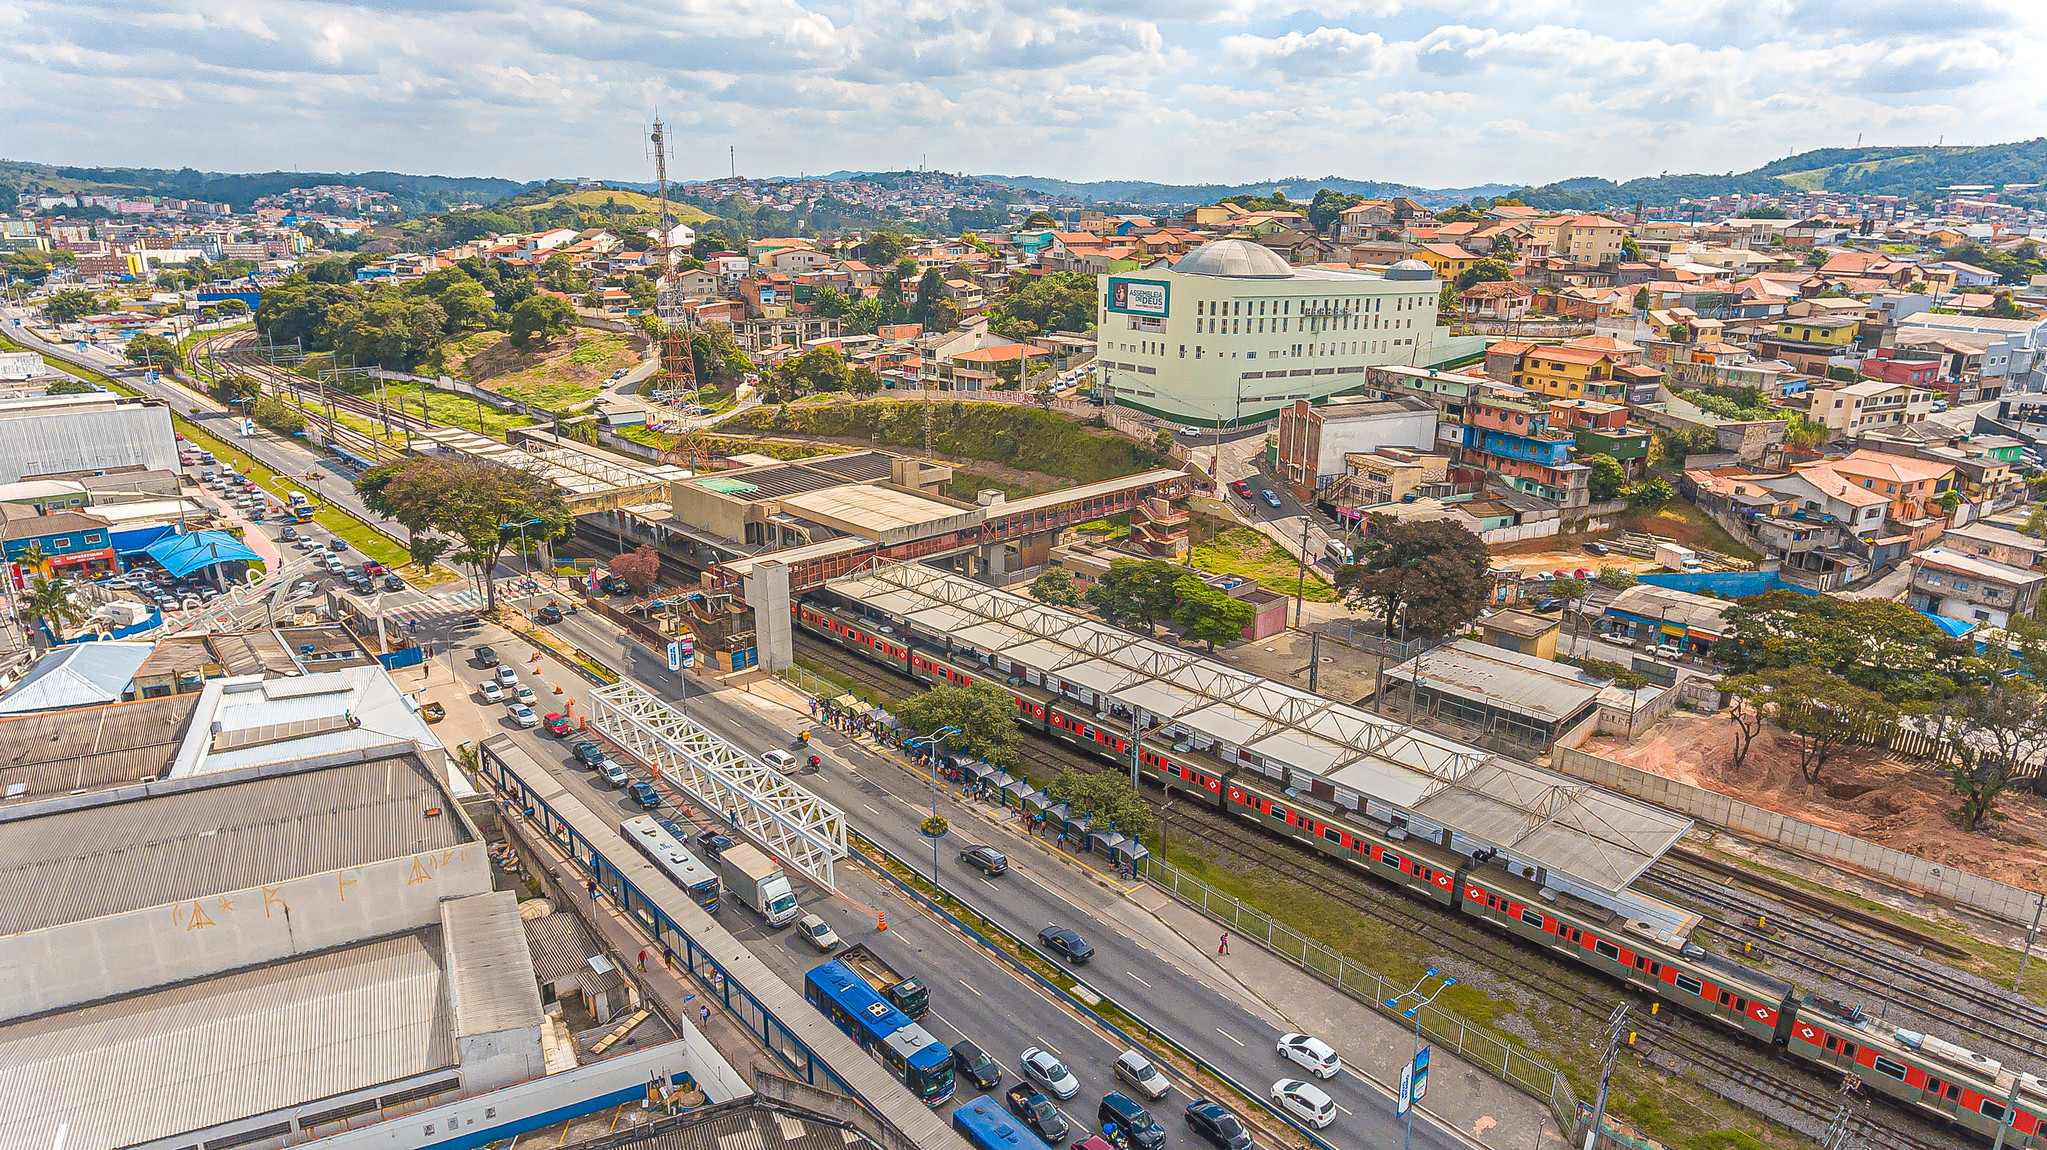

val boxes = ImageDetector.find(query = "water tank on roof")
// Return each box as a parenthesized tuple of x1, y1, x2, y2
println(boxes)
(1384, 259, 1435, 281)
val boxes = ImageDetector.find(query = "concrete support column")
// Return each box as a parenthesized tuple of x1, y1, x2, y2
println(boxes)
(743, 561, 793, 671)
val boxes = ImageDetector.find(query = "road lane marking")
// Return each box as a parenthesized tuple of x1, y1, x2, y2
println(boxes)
(924, 1009, 964, 1040)
(1335, 1103, 1353, 1116)
(1127, 972, 1152, 988)
(958, 980, 983, 997)
(980, 878, 998, 890)
(1040, 1042, 1060, 1054)
(862, 803, 880, 815)
(1216, 1028, 1244, 1046)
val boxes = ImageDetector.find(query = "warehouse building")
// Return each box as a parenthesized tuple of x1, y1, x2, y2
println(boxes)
(1094, 239, 1480, 425)
(0, 392, 179, 483)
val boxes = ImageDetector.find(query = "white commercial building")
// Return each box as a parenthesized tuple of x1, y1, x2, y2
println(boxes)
(0, 350, 47, 380)
(0, 392, 179, 482)
(1094, 239, 1473, 425)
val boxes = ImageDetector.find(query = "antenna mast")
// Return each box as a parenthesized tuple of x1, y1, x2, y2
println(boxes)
(650, 116, 698, 427)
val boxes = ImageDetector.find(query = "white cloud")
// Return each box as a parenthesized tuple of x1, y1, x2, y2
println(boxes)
(0, 0, 2044, 188)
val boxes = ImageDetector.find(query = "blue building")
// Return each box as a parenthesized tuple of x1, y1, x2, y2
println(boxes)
(1, 509, 117, 580)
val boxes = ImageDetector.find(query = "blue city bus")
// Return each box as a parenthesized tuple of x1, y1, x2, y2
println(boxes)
(803, 960, 955, 1105)
(621, 815, 720, 911)
(953, 1096, 1059, 1150)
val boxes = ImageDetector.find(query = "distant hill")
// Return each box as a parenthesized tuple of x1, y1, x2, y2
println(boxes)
(0, 159, 522, 214)
(976, 174, 1517, 209)
(491, 183, 716, 223)
(1511, 140, 2047, 211)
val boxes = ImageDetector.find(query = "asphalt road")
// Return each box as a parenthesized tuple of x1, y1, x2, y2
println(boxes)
(519, 606, 1468, 1150)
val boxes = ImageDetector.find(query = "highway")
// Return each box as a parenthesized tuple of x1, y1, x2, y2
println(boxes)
(504, 603, 1474, 1150)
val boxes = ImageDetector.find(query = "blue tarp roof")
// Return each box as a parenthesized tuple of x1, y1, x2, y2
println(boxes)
(1918, 611, 1977, 638)
(144, 530, 261, 578)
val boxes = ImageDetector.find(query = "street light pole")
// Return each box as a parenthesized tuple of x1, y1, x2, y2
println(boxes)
(907, 725, 960, 890)
(1385, 968, 1457, 1150)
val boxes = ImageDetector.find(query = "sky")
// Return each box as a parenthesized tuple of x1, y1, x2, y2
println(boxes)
(3, 0, 2043, 190)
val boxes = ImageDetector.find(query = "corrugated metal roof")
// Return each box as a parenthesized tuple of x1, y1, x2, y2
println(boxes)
(1383, 639, 1604, 723)
(0, 642, 155, 715)
(524, 908, 599, 983)
(443, 891, 544, 1037)
(0, 754, 469, 934)
(0, 693, 195, 805)
(0, 931, 453, 1150)
(609, 1102, 884, 1150)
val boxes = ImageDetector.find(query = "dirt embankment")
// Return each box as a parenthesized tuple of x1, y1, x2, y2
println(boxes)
(1588, 712, 2047, 892)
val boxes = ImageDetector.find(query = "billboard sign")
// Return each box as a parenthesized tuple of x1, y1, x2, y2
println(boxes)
(1107, 278, 1169, 318)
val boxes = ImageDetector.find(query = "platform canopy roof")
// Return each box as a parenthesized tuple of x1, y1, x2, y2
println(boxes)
(824, 562, 1690, 897)
(144, 530, 260, 577)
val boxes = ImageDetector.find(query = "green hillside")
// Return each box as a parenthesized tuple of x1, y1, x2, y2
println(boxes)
(0, 159, 520, 214)
(1512, 139, 2047, 210)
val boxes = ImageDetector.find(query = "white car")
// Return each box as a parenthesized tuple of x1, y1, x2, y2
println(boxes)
(1654, 643, 1684, 660)
(506, 702, 540, 728)
(478, 680, 505, 703)
(1113, 1049, 1172, 1101)
(762, 749, 795, 772)
(496, 663, 520, 686)
(1277, 1033, 1341, 1079)
(1019, 1048, 1079, 1100)
(1178, 426, 1201, 437)
(290, 580, 320, 597)
(1270, 1079, 1336, 1129)
(512, 683, 537, 705)
(797, 913, 841, 951)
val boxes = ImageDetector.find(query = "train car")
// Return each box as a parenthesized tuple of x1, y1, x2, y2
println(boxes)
(954, 1095, 1059, 1150)
(803, 960, 956, 1106)
(1788, 995, 2046, 1146)
(620, 815, 720, 912)
(796, 596, 2047, 1144)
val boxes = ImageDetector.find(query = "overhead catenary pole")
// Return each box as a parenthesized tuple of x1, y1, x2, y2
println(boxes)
(1584, 1003, 1634, 1150)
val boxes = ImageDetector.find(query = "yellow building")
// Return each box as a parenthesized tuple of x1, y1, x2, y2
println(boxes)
(1415, 243, 1480, 280)
(1512, 344, 1623, 401)
(1773, 315, 1859, 347)
(1527, 215, 1628, 264)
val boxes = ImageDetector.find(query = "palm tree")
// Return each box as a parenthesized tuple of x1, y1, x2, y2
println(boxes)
(15, 542, 49, 577)
(24, 575, 84, 641)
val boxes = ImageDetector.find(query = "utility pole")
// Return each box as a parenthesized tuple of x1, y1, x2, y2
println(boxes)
(1293, 513, 1311, 628)
(1583, 1003, 1634, 1150)
(2016, 893, 2045, 991)
(1125, 706, 1146, 793)
(1306, 629, 1321, 694)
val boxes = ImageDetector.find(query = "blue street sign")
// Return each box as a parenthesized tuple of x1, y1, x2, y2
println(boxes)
(666, 640, 682, 673)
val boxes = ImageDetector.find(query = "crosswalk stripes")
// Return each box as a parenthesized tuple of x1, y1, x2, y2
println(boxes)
(380, 596, 471, 624)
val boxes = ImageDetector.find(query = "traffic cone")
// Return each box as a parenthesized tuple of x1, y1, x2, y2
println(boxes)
(554, 685, 563, 695)
(877, 910, 888, 932)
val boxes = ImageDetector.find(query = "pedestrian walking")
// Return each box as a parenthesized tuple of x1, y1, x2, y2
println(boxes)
(663, 944, 674, 968)
(700, 1005, 711, 1025)
(1218, 932, 1230, 955)
(637, 949, 647, 971)
(588, 879, 598, 900)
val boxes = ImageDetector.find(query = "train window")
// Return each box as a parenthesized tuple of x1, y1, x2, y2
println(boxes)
(1649, 962, 1662, 977)
(1633, 956, 1647, 971)
(1734, 997, 1747, 1013)
(1840, 1042, 1857, 1060)
(1519, 907, 1545, 927)
(1982, 1099, 2009, 1122)
(1568, 929, 1583, 944)
(1926, 1077, 1944, 1097)
(1380, 853, 1403, 869)
(1674, 973, 1704, 995)
(1594, 940, 1620, 962)
(1873, 1057, 1908, 1081)
(1718, 991, 1732, 1007)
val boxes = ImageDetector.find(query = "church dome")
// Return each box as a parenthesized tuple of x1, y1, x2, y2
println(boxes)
(1384, 259, 1435, 281)
(1171, 238, 1293, 279)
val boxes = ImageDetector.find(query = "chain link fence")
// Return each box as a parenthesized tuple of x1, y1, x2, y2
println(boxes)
(1140, 854, 1582, 1138)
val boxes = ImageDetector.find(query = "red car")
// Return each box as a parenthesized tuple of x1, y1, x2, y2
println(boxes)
(1575, 567, 1596, 579)
(1230, 478, 1253, 498)
(544, 712, 573, 737)
(362, 561, 387, 576)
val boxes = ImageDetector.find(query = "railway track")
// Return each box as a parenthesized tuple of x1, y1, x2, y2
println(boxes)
(795, 636, 1975, 1150)
(1640, 865, 2047, 1064)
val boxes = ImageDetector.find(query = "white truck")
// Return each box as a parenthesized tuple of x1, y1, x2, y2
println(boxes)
(1654, 543, 1702, 573)
(717, 842, 800, 926)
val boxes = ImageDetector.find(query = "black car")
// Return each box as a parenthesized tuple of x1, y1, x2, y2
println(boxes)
(327, 538, 348, 553)
(570, 741, 605, 769)
(1100, 1093, 1166, 1150)
(958, 845, 1008, 875)
(280, 526, 298, 541)
(476, 645, 498, 666)
(1037, 925, 1094, 963)
(952, 1040, 1002, 1090)
(536, 604, 563, 624)
(697, 830, 736, 855)
(383, 574, 405, 591)
(1184, 1101, 1252, 1150)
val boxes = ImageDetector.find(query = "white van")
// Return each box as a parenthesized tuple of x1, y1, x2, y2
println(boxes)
(1324, 539, 1353, 564)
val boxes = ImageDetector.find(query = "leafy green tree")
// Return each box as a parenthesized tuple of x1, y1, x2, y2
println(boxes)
(1172, 574, 1254, 651)
(1722, 592, 1971, 705)
(1595, 567, 1638, 590)
(1976, 290, 2025, 319)
(1629, 476, 1674, 508)
(1454, 257, 1514, 291)
(864, 231, 909, 268)
(1022, 211, 1057, 230)
(810, 285, 851, 318)
(1584, 453, 1626, 502)
(691, 228, 739, 259)
(783, 345, 851, 394)
(848, 366, 883, 396)
(6, 250, 56, 284)
(1306, 188, 1367, 233)
(508, 294, 577, 351)
(23, 575, 84, 640)
(1621, 236, 1642, 261)
(845, 296, 883, 335)
(252, 397, 305, 436)
(689, 322, 754, 387)
(44, 289, 101, 323)
(1721, 674, 1772, 769)
(1336, 516, 1492, 637)
(356, 456, 571, 609)
(125, 332, 182, 372)
(1632, 286, 1650, 311)
(331, 294, 449, 367)
(898, 680, 1023, 769)
(1085, 558, 1183, 634)
(1029, 567, 1083, 607)
(1045, 768, 1153, 837)
(407, 534, 451, 571)
(45, 377, 97, 395)
(990, 272, 1097, 338)
(1761, 666, 1893, 784)
(1490, 233, 1519, 257)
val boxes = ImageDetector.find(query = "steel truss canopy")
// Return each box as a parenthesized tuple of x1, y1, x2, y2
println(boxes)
(589, 681, 847, 886)
(823, 562, 1689, 899)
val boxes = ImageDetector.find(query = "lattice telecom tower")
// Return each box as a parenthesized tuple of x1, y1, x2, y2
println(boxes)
(650, 116, 697, 396)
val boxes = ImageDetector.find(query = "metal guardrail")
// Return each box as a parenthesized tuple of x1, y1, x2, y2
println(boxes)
(848, 830, 1341, 1150)
(1139, 855, 1581, 1138)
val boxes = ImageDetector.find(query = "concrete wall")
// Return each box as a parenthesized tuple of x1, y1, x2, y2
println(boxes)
(743, 562, 793, 671)
(1552, 746, 2045, 926)
(9, 845, 491, 1016)
(1313, 409, 1437, 480)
